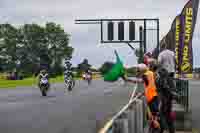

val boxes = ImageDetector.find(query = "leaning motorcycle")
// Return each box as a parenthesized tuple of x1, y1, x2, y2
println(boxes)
(65, 75, 75, 92)
(39, 77, 49, 96)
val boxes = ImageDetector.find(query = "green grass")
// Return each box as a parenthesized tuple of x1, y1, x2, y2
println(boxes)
(0, 75, 67, 88)
(0, 74, 101, 89)
(0, 77, 36, 88)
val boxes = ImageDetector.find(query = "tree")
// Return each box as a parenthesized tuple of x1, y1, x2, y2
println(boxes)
(45, 22, 73, 75)
(194, 67, 200, 73)
(0, 24, 18, 72)
(76, 59, 92, 77)
(135, 48, 144, 63)
(17, 24, 47, 75)
(0, 23, 74, 77)
(77, 58, 91, 72)
(90, 67, 99, 72)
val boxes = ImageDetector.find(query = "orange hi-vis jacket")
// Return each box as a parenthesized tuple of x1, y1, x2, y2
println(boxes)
(144, 70, 158, 103)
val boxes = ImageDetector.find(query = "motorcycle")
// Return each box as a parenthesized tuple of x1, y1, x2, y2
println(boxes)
(82, 72, 92, 85)
(39, 77, 49, 96)
(64, 75, 75, 92)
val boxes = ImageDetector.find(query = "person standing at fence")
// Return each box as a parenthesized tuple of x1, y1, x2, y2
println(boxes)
(125, 64, 160, 129)
(144, 52, 151, 66)
(144, 52, 156, 68)
(153, 48, 176, 132)
(157, 48, 176, 103)
(156, 68, 176, 133)
(147, 58, 177, 133)
(158, 49, 175, 78)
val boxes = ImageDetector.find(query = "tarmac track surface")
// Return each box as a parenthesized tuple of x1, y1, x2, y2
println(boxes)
(0, 79, 199, 133)
(0, 80, 133, 133)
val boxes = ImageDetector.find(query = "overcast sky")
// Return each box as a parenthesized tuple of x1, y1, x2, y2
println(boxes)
(0, 0, 200, 68)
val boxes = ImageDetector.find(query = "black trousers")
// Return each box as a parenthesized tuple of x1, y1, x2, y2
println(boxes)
(160, 95, 175, 133)
(168, 72, 174, 78)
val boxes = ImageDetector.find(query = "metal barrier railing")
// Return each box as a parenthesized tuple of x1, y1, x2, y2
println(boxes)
(174, 78, 189, 112)
(99, 78, 190, 133)
(99, 84, 148, 133)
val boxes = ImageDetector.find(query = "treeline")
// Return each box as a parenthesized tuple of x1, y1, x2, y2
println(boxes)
(193, 68, 200, 73)
(0, 22, 73, 77)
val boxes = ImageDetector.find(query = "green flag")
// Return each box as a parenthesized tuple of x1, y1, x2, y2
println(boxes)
(103, 50, 125, 81)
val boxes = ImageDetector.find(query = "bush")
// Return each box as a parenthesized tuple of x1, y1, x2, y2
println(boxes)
(99, 62, 115, 75)
(0, 73, 9, 80)
(76, 70, 82, 78)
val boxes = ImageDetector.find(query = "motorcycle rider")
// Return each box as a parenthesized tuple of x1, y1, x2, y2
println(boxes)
(86, 69, 92, 76)
(64, 56, 75, 92)
(38, 69, 50, 89)
(84, 69, 92, 79)
(64, 56, 74, 82)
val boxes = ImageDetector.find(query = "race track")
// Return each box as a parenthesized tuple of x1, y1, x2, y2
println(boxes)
(0, 79, 199, 133)
(0, 80, 133, 133)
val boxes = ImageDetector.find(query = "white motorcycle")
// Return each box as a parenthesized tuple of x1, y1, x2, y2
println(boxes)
(64, 75, 75, 92)
(39, 76, 49, 96)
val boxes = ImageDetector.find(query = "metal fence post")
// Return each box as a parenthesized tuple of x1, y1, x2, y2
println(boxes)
(142, 97, 147, 129)
(127, 102, 136, 133)
(98, 84, 150, 133)
(183, 80, 184, 108)
(175, 78, 189, 112)
(186, 80, 189, 112)
(137, 99, 143, 133)
(185, 80, 187, 110)
(113, 112, 129, 133)
(135, 100, 140, 133)
(183, 80, 188, 111)
(180, 79, 183, 105)
(176, 79, 180, 105)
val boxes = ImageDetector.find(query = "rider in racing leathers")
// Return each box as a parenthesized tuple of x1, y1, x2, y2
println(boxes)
(38, 69, 50, 88)
(64, 57, 74, 83)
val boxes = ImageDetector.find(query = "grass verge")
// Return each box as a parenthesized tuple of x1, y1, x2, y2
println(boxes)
(0, 74, 102, 89)
(0, 75, 65, 88)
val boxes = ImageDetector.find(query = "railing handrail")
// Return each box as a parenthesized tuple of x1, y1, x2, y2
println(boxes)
(174, 78, 189, 112)
(99, 84, 140, 133)
(99, 77, 190, 133)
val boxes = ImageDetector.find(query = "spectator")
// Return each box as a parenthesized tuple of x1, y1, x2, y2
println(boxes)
(157, 49, 177, 133)
(148, 57, 177, 133)
(124, 64, 160, 129)
(144, 52, 157, 69)
(158, 49, 175, 78)
(156, 68, 176, 133)
(144, 52, 152, 66)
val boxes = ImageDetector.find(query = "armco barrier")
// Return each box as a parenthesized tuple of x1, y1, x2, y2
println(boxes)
(99, 84, 148, 133)
(99, 78, 190, 133)
(99, 98, 147, 133)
